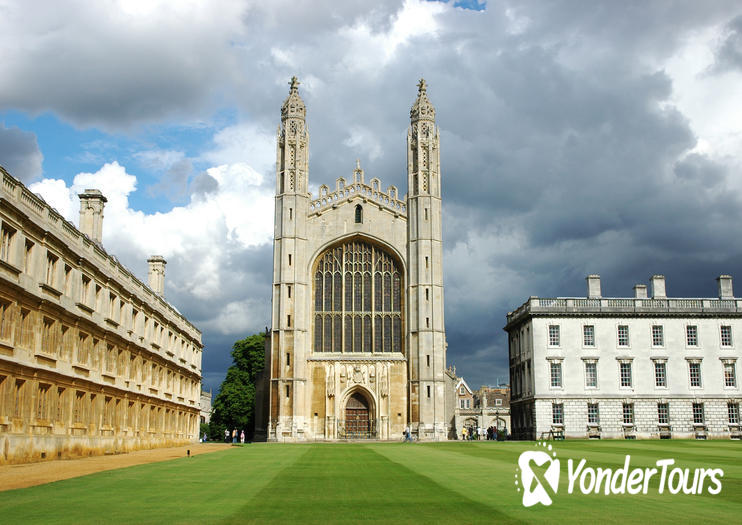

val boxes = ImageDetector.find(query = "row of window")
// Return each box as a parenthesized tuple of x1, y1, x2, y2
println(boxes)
(0, 223, 197, 364)
(548, 323, 734, 348)
(0, 305, 198, 399)
(458, 398, 504, 408)
(549, 359, 737, 389)
(552, 401, 739, 427)
(0, 375, 196, 433)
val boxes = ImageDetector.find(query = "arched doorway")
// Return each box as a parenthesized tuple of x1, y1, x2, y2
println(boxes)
(341, 391, 375, 439)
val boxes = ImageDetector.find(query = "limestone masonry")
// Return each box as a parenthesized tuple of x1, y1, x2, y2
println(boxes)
(0, 167, 203, 463)
(256, 78, 451, 441)
(506, 274, 741, 440)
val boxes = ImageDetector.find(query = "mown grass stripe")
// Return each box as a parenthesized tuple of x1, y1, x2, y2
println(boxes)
(232, 443, 517, 524)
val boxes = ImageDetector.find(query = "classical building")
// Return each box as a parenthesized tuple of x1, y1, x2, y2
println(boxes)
(506, 274, 741, 440)
(0, 168, 203, 464)
(260, 77, 450, 441)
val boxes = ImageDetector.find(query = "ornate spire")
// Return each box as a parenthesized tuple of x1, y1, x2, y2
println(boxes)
(410, 77, 435, 123)
(281, 75, 306, 121)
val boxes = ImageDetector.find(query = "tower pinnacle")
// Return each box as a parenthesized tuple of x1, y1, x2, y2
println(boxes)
(410, 78, 435, 123)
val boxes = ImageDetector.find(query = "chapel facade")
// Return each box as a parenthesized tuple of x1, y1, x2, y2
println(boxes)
(263, 78, 449, 441)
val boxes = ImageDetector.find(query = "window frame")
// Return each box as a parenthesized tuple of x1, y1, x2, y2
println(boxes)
(686, 325, 698, 347)
(651, 325, 664, 347)
(617, 324, 630, 347)
(548, 324, 560, 347)
(583, 325, 595, 347)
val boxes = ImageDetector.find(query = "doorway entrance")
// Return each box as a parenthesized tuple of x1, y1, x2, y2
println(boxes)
(341, 391, 375, 439)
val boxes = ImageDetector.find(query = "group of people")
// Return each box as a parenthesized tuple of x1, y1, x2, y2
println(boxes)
(224, 428, 246, 444)
(461, 425, 502, 441)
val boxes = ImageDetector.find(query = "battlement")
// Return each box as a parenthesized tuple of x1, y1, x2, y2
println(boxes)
(309, 161, 407, 217)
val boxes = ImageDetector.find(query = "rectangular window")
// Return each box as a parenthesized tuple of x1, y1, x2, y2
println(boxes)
(729, 403, 740, 425)
(45, 252, 58, 286)
(13, 379, 26, 419)
(41, 317, 56, 356)
(81, 275, 91, 304)
(654, 361, 667, 387)
(657, 403, 669, 425)
(24, 240, 34, 273)
(0, 299, 13, 342)
(36, 383, 51, 420)
(426, 385, 431, 398)
(724, 362, 737, 387)
(652, 325, 664, 346)
(552, 403, 563, 425)
(56, 387, 66, 422)
(426, 354, 430, 367)
(550, 362, 562, 388)
(620, 362, 633, 387)
(585, 362, 597, 388)
(548, 325, 560, 346)
(109, 293, 117, 319)
(465, 399, 470, 408)
(623, 403, 634, 425)
(460, 399, 465, 409)
(617, 325, 629, 347)
(721, 325, 733, 347)
(693, 402, 705, 425)
(0, 224, 16, 263)
(686, 325, 698, 346)
(19, 308, 34, 349)
(73, 391, 85, 424)
(689, 362, 702, 387)
(583, 325, 595, 346)
(459, 387, 464, 395)
(587, 403, 599, 425)
(287, 285, 291, 298)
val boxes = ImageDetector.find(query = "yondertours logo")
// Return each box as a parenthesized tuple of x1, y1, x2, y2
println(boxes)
(515, 442, 724, 508)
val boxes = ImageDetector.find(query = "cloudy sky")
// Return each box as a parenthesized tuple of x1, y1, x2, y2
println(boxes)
(1, 0, 741, 392)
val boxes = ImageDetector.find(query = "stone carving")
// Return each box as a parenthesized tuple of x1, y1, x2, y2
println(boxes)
(339, 366, 346, 384)
(327, 364, 335, 397)
(352, 366, 362, 384)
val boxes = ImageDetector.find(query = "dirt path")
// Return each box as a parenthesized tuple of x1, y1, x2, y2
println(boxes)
(0, 443, 231, 491)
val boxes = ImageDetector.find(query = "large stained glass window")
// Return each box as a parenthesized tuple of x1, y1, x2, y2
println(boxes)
(313, 240, 403, 353)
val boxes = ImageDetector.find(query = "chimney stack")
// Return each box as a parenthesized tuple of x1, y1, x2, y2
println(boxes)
(586, 274, 601, 298)
(717, 275, 734, 299)
(633, 284, 648, 299)
(148, 256, 166, 297)
(650, 275, 666, 298)
(78, 189, 107, 244)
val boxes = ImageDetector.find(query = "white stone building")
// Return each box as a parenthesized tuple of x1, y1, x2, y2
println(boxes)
(262, 77, 450, 441)
(507, 274, 741, 440)
(0, 168, 203, 463)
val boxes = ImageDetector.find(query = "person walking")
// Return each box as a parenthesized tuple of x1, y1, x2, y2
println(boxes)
(224, 428, 230, 443)
(404, 426, 412, 443)
(232, 428, 237, 444)
(240, 430, 245, 443)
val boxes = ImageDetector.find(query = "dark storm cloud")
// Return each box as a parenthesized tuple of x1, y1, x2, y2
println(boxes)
(0, 124, 43, 182)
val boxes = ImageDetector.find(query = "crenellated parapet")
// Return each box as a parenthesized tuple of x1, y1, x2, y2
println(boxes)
(309, 161, 407, 216)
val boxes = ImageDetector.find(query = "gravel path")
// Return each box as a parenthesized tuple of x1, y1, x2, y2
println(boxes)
(0, 443, 231, 491)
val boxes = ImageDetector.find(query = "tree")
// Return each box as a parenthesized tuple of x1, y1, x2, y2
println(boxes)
(209, 332, 265, 441)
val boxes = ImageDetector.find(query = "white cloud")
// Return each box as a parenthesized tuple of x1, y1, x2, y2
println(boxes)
(30, 158, 274, 330)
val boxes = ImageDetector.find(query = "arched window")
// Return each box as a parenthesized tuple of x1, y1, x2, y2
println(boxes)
(355, 205, 363, 223)
(313, 239, 403, 354)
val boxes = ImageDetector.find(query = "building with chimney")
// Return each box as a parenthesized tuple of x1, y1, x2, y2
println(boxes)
(506, 274, 741, 440)
(0, 167, 203, 464)
(258, 78, 451, 441)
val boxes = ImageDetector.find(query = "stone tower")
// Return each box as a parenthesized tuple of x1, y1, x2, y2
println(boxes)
(406, 79, 447, 440)
(270, 76, 310, 439)
(262, 78, 451, 442)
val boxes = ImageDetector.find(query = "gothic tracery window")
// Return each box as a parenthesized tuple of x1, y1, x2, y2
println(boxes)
(313, 240, 403, 353)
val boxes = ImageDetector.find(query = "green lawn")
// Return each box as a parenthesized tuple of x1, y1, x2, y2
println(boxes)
(1, 440, 741, 524)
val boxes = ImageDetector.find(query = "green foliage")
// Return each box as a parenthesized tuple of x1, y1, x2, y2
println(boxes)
(209, 333, 265, 440)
